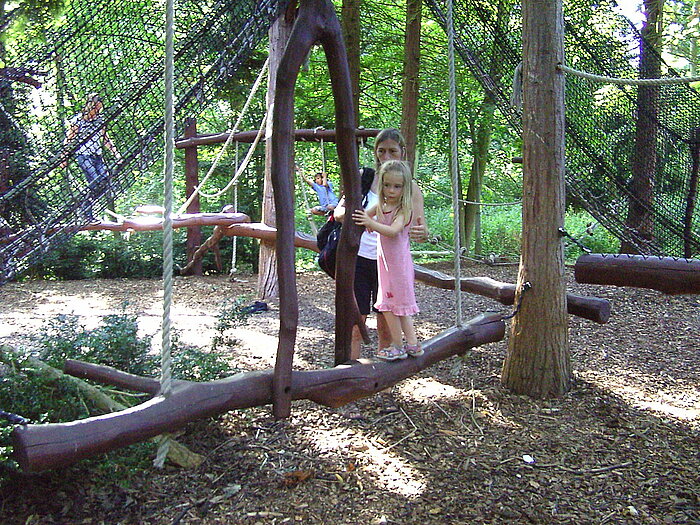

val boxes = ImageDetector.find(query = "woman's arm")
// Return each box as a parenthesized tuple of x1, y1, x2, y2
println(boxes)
(333, 196, 347, 222)
(409, 180, 429, 242)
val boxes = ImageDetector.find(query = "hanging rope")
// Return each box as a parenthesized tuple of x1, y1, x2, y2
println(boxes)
(177, 56, 269, 214)
(557, 63, 700, 85)
(189, 108, 268, 201)
(446, 0, 463, 326)
(230, 140, 240, 275)
(154, 0, 175, 469)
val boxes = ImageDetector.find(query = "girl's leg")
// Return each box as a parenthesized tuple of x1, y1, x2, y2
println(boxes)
(382, 311, 404, 348)
(398, 315, 418, 345)
(376, 312, 393, 352)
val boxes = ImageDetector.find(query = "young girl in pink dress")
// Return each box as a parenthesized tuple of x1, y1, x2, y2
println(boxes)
(352, 160, 422, 361)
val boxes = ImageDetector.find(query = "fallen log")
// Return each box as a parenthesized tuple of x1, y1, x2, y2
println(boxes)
(14, 357, 203, 469)
(575, 253, 700, 295)
(414, 265, 611, 324)
(13, 313, 505, 473)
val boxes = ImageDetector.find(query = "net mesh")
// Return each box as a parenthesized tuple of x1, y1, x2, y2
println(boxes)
(425, 0, 700, 258)
(0, 0, 289, 283)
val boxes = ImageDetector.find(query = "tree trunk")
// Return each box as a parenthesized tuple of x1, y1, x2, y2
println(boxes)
(184, 117, 203, 275)
(257, 6, 296, 299)
(401, 0, 421, 167)
(463, 0, 507, 254)
(341, 0, 361, 126)
(464, 101, 494, 254)
(621, 0, 664, 254)
(501, 0, 570, 398)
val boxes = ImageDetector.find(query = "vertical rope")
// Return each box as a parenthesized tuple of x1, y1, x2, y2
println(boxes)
(231, 140, 239, 274)
(154, 0, 175, 468)
(446, 0, 463, 326)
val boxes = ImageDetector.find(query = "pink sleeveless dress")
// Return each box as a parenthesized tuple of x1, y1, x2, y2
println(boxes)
(374, 207, 419, 316)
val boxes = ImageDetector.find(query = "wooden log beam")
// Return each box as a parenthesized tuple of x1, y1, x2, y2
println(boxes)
(13, 313, 505, 473)
(414, 264, 610, 324)
(80, 212, 251, 232)
(574, 253, 700, 295)
(225, 223, 319, 252)
(175, 127, 381, 149)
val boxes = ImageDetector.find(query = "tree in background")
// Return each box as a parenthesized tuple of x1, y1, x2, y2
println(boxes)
(621, 0, 664, 253)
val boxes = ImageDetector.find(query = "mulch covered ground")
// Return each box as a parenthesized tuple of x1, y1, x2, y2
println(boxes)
(0, 261, 698, 524)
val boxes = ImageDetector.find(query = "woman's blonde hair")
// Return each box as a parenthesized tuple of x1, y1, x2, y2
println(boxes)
(378, 159, 413, 221)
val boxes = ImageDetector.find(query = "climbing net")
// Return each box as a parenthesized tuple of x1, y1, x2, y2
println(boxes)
(425, 0, 700, 257)
(0, 0, 290, 283)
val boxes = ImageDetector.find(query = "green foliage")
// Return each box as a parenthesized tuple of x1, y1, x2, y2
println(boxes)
(36, 307, 156, 376)
(479, 205, 523, 257)
(171, 334, 237, 381)
(563, 210, 621, 260)
(0, 305, 240, 479)
(212, 296, 254, 350)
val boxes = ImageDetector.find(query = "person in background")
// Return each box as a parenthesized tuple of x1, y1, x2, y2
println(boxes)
(61, 93, 121, 220)
(301, 170, 339, 216)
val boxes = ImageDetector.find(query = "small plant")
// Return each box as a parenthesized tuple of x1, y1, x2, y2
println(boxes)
(212, 296, 254, 350)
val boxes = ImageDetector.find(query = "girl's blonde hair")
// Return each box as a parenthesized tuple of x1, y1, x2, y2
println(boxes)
(378, 159, 413, 221)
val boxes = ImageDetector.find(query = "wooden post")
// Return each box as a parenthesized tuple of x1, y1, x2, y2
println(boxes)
(184, 117, 202, 275)
(257, 5, 296, 300)
(401, 0, 422, 167)
(501, 0, 570, 397)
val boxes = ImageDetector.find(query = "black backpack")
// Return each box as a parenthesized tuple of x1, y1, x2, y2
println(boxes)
(316, 168, 374, 278)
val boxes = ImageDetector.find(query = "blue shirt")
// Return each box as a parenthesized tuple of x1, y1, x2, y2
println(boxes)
(311, 181, 338, 207)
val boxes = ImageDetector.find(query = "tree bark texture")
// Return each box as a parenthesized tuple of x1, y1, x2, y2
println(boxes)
(175, 127, 380, 149)
(501, 0, 570, 398)
(401, 0, 422, 167)
(13, 314, 505, 473)
(258, 5, 296, 301)
(268, 0, 363, 417)
(414, 265, 610, 323)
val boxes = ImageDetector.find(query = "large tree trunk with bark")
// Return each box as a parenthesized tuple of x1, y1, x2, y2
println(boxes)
(401, 0, 421, 167)
(501, 0, 570, 398)
(621, 0, 664, 254)
(258, 6, 296, 300)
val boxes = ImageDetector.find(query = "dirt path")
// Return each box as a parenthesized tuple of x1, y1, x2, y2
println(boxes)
(1, 263, 699, 524)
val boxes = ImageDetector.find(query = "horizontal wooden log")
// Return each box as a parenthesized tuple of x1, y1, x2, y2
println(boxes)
(19, 357, 203, 468)
(575, 253, 700, 295)
(80, 212, 251, 232)
(175, 127, 381, 149)
(414, 264, 610, 324)
(225, 222, 319, 252)
(13, 313, 505, 473)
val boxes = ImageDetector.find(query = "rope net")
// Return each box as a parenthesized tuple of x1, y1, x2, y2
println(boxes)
(425, 0, 700, 257)
(0, 0, 289, 283)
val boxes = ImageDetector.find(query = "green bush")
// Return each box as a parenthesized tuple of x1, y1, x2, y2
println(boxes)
(563, 210, 620, 260)
(479, 205, 523, 257)
(1, 307, 240, 478)
(212, 296, 254, 350)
